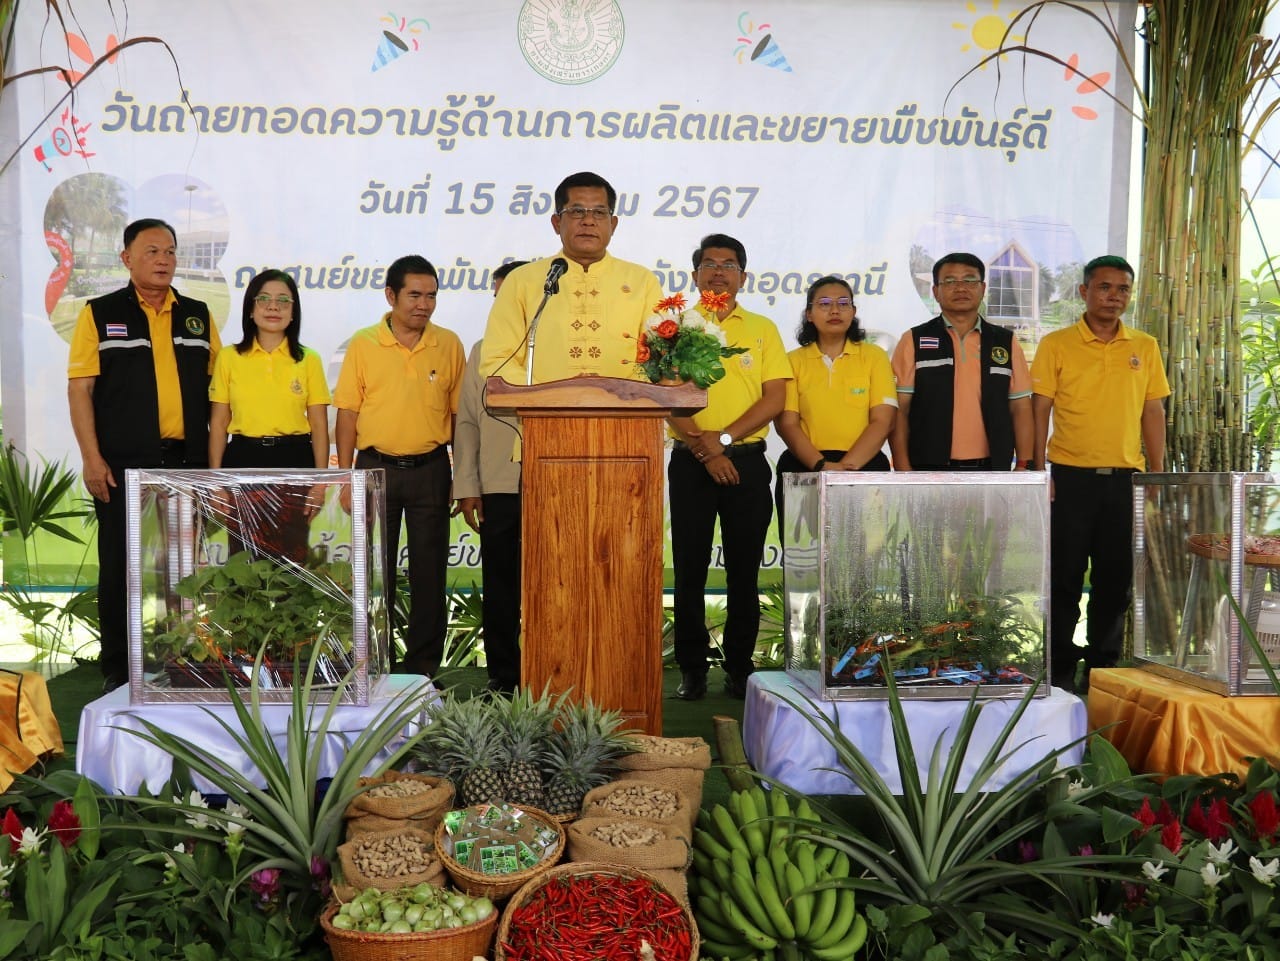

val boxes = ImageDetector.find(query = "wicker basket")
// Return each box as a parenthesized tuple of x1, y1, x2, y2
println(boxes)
(433, 806, 565, 901)
(493, 862, 699, 961)
(321, 902, 497, 961)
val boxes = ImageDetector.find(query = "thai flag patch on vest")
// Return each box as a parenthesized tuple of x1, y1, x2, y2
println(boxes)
(919, 336, 940, 350)
(105, 324, 129, 337)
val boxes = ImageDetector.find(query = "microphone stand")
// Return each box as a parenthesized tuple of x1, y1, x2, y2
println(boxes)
(525, 290, 553, 385)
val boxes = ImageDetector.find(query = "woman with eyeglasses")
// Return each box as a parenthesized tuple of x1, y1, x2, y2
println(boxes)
(773, 275, 897, 534)
(208, 269, 331, 562)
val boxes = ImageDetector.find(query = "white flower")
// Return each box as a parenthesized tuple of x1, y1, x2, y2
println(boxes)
(1067, 778, 1089, 797)
(16, 826, 46, 857)
(1089, 912, 1114, 928)
(1142, 860, 1169, 882)
(174, 790, 211, 830)
(222, 800, 250, 837)
(1207, 839, 1237, 866)
(1201, 862, 1227, 889)
(1250, 856, 1279, 886)
(0, 858, 13, 886)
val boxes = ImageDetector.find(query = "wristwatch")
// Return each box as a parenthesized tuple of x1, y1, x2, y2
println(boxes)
(718, 431, 734, 448)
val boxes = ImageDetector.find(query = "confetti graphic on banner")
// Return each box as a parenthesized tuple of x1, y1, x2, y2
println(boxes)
(952, 0, 1023, 68)
(57, 31, 120, 84)
(371, 12, 431, 72)
(734, 11, 792, 73)
(1064, 53, 1110, 121)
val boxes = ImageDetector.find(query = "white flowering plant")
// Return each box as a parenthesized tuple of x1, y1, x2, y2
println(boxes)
(635, 291, 747, 388)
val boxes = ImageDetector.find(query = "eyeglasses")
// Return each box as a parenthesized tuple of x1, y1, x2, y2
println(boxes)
(814, 297, 854, 310)
(937, 277, 984, 288)
(696, 262, 742, 273)
(558, 205, 613, 221)
(254, 295, 294, 307)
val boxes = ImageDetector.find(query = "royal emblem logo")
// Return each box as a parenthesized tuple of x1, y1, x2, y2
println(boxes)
(518, 0, 624, 85)
(184, 316, 206, 335)
(991, 345, 1009, 365)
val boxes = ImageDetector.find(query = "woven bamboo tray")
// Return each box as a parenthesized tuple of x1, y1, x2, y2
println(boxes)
(493, 862, 698, 961)
(433, 805, 565, 901)
(320, 901, 497, 961)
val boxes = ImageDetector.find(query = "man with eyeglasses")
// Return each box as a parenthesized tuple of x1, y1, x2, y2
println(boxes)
(334, 254, 465, 682)
(68, 218, 222, 692)
(889, 251, 1034, 472)
(668, 234, 791, 700)
(479, 171, 662, 383)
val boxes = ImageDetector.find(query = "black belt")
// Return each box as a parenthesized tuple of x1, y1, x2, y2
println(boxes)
(361, 446, 448, 469)
(233, 434, 312, 448)
(949, 457, 992, 467)
(158, 438, 183, 451)
(673, 440, 767, 458)
(1052, 464, 1137, 476)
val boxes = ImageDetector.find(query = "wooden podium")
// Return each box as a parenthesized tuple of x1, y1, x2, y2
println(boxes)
(485, 376, 706, 735)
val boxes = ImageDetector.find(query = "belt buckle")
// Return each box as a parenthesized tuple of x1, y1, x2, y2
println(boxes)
(1097, 467, 1114, 475)
(393, 455, 415, 469)
(260, 436, 278, 447)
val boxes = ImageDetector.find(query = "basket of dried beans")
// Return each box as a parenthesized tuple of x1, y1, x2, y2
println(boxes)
(494, 862, 697, 961)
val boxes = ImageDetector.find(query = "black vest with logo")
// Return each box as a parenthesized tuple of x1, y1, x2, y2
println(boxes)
(87, 284, 213, 467)
(906, 315, 1016, 469)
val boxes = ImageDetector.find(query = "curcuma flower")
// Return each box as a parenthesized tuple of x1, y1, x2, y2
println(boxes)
(173, 790, 211, 830)
(1067, 778, 1089, 797)
(222, 800, 250, 837)
(249, 867, 282, 903)
(16, 826, 46, 857)
(1142, 860, 1169, 882)
(1089, 912, 1114, 928)
(1201, 861, 1227, 889)
(1250, 855, 1279, 886)
(1208, 838, 1237, 866)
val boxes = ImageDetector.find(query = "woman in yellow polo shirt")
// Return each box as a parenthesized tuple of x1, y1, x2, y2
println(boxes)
(209, 269, 331, 563)
(773, 275, 898, 533)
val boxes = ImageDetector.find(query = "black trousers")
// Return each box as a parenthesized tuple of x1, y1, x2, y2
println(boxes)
(668, 447, 773, 680)
(221, 436, 314, 565)
(1050, 464, 1137, 685)
(357, 451, 451, 678)
(479, 492, 522, 687)
(773, 448, 890, 543)
(95, 446, 192, 684)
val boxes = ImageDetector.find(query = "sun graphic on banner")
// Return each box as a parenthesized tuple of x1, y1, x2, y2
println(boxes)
(952, 0, 1023, 66)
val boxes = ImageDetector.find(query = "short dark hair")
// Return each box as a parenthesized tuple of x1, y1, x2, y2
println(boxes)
(1083, 255, 1134, 285)
(492, 260, 530, 283)
(932, 252, 985, 285)
(691, 233, 747, 272)
(238, 269, 303, 362)
(554, 171, 617, 212)
(797, 275, 864, 346)
(123, 218, 177, 247)
(385, 255, 438, 295)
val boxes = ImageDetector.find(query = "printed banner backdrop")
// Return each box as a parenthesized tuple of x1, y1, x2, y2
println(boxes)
(0, 0, 1138, 584)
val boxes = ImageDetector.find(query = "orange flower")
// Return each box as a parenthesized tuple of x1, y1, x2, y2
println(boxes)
(699, 290, 731, 312)
(654, 293, 687, 314)
(656, 319, 679, 339)
(635, 341, 651, 362)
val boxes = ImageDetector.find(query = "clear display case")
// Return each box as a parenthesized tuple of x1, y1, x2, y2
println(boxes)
(782, 471, 1049, 700)
(1133, 472, 1280, 696)
(125, 468, 388, 705)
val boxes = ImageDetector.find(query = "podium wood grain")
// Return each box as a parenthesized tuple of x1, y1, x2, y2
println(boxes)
(486, 376, 706, 734)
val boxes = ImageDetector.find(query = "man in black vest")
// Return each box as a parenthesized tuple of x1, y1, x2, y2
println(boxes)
(889, 252, 1034, 472)
(67, 218, 221, 692)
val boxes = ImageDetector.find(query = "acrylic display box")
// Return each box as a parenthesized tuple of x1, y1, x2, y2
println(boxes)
(1133, 472, 1280, 696)
(782, 471, 1050, 700)
(124, 468, 388, 705)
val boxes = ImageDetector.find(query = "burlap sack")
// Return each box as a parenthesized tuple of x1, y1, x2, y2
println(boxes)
(343, 772, 455, 837)
(336, 827, 447, 894)
(580, 780, 697, 838)
(614, 736, 711, 810)
(566, 816, 691, 874)
(648, 868, 689, 906)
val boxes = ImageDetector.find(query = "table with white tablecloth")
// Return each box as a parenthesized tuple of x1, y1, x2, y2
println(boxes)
(742, 671, 1087, 795)
(77, 674, 434, 795)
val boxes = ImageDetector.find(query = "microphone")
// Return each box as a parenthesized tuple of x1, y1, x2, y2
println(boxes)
(528, 257, 568, 383)
(543, 257, 568, 295)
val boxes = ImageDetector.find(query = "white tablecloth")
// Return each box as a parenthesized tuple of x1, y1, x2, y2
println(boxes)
(742, 671, 1087, 795)
(77, 674, 434, 795)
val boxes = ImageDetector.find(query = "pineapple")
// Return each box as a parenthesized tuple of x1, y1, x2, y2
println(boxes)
(457, 723, 508, 805)
(542, 700, 638, 816)
(414, 693, 504, 802)
(493, 687, 558, 809)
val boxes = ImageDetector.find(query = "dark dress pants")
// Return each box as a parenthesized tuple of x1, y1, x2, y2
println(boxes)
(221, 436, 314, 565)
(479, 492, 522, 687)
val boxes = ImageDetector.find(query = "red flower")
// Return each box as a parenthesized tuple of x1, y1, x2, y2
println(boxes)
(1205, 797, 1234, 841)
(698, 290, 731, 312)
(47, 800, 81, 849)
(1160, 818, 1183, 855)
(653, 294, 687, 314)
(655, 319, 679, 340)
(1155, 800, 1178, 827)
(1133, 797, 1157, 836)
(1185, 799, 1208, 835)
(2, 808, 22, 854)
(635, 341, 650, 363)
(1249, 791, 1279, 841)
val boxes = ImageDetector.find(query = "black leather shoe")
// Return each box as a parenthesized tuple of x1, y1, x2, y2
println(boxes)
(675, 671, 707, 700)
(724, 674, 749, 700)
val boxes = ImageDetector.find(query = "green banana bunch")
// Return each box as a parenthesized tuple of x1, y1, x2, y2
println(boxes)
(692, 787, 867, 961)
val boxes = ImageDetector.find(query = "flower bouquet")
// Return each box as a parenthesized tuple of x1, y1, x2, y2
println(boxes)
(636, 292, 747, 389)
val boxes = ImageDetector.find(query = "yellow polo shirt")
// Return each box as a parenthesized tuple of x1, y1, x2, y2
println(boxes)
(479, 252, 662, 383)
(332, 314, 465, 455)
(785, 341, 898, 451)
(668, 303, 791, 443)
(67, 288, 221, 440)
(1031, 316, 1171, 469)
(209, 341, 330, 437)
